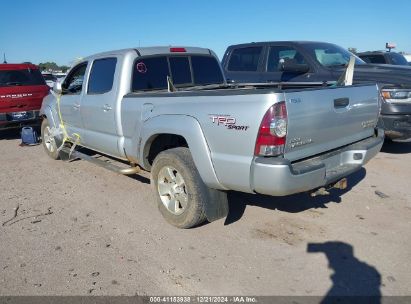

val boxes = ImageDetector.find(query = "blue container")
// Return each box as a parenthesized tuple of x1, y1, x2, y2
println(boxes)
(21, 127, 38, 145)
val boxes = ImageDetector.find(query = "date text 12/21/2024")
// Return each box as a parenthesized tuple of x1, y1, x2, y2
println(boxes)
(149, 296, 258, 303)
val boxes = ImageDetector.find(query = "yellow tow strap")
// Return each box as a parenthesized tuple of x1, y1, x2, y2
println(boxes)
(55, 93, 82, 156)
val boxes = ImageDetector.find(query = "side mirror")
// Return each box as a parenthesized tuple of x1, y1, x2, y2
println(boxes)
(279, 60, 310, 74)
(53, 80, 62, 94)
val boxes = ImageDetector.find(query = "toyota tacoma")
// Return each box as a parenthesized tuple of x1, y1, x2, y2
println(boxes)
(40, 46, 383, 228)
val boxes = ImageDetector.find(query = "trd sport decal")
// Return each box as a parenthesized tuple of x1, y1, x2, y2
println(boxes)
(209, 115, 249, 131)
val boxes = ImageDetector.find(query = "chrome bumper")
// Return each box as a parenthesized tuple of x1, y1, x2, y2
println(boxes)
(250, 129, 384, 196)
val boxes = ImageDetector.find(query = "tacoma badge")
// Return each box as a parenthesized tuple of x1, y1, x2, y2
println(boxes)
(289, 137, 313, 149)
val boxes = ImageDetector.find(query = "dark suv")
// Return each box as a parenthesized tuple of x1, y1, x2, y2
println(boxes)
(222, 41, 411, 141)
(358, 51, 410, 66)
(0, 63, 49, 131)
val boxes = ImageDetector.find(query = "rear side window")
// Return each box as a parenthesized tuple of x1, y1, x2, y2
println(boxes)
(227, 47, 262, 72)
(267, 46, 306, 72)
(88, 58, 117, 94)
(132, 55, 224, 92)
(360, 55, 386, 64)
(0, 69, 45, 87)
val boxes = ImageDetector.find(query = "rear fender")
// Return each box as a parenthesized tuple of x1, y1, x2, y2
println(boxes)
(139, 115, 225, 191)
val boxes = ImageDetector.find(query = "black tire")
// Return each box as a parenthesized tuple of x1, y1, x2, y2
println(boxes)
(151, 147, 214, 228)
(41, 118, 61, 160)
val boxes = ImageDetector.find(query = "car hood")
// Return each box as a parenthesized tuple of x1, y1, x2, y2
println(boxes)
(332, 64, 411, 87)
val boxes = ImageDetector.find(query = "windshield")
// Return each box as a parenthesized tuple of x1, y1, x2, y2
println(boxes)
(0, 68, 46, 87)
(388, 53, 409, 66)
(303, 43, 366, 67)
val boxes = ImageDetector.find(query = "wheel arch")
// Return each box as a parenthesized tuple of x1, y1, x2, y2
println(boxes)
(139, 115, 225, 190)
(40, 93, 61, 131)
(40, 105, 58, 129)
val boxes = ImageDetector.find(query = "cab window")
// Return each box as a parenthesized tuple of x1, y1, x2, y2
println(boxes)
(88, 58, 117, 94)
(191, 56, 224, 85)
(227, 47, 262, 72)
(62, 63, 87, 95)
(132, 57, 169, 91)
(360, 55, 386, 64)
(388, 53, 409, 65)
(267, 46, 306, 72)
(132, 55, 224, 92)
(169, 57, 191, 85)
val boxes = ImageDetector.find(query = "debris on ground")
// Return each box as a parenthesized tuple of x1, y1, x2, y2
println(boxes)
(375, 191, 390, 199)
(2, 206, 53, 227)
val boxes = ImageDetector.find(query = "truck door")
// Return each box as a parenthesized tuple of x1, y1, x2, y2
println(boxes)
(79, 57, 119, 156)
(260, 46, 313, 83)
(60, 62, 88, 136)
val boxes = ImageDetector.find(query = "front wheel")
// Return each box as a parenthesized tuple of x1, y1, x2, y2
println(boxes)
(151, 147, 226, 228)
(41, 118, 61, 160)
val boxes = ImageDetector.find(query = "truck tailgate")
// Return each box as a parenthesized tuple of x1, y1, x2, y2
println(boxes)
(283, 84, 379, 162)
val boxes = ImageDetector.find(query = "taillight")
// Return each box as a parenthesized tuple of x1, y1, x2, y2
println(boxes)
(254, 101, 287, 156)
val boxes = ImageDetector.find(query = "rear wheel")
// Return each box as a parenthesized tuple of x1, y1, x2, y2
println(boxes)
(41, 118, 60, 160)
(151, 147, 214, 228)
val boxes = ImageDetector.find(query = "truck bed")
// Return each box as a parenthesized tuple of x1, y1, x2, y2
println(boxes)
(122, 83, 380, 193)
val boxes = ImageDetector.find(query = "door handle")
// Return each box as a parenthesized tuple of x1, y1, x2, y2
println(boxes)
(73, 103, 80, 110)
(102, 104, 112, 112)
(334, 98, 349, 108)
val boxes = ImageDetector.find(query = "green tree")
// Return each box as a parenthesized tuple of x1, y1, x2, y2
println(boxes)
(38, 62, 59, 71)
(60, 65, 70, 73)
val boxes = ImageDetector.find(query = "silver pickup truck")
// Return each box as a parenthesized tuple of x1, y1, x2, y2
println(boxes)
(40, 46, 384, 228)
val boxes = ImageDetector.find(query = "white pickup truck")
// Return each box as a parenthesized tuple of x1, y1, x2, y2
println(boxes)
(40, 46, 384, 228)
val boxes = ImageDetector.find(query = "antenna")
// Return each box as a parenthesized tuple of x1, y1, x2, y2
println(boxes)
(3, 53, 7, 64)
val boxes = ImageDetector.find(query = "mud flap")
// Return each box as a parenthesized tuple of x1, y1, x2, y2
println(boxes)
(205, 188, 229, 222)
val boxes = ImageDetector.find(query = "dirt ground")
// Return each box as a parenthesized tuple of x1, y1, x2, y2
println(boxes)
(0, 129, 410, 298)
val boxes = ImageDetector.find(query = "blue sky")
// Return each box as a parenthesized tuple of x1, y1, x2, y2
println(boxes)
(1, 0, 410, 65)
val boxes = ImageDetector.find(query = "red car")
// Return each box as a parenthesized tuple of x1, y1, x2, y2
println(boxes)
(0, 63, 49, 131)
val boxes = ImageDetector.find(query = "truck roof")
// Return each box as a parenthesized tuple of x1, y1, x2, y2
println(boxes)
(0, 63, 39, 70)
(84, 46, 213, 60)
(358, 51, 390, 55)
(225, 41, 335, 49)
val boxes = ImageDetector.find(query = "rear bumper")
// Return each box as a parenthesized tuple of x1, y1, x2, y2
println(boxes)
(0, 110, 41, 130)
(380, 114, 411, 141)
(251, 129, 384, 196)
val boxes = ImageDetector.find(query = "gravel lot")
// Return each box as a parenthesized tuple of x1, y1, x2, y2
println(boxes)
(0, 129, 410, 298)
